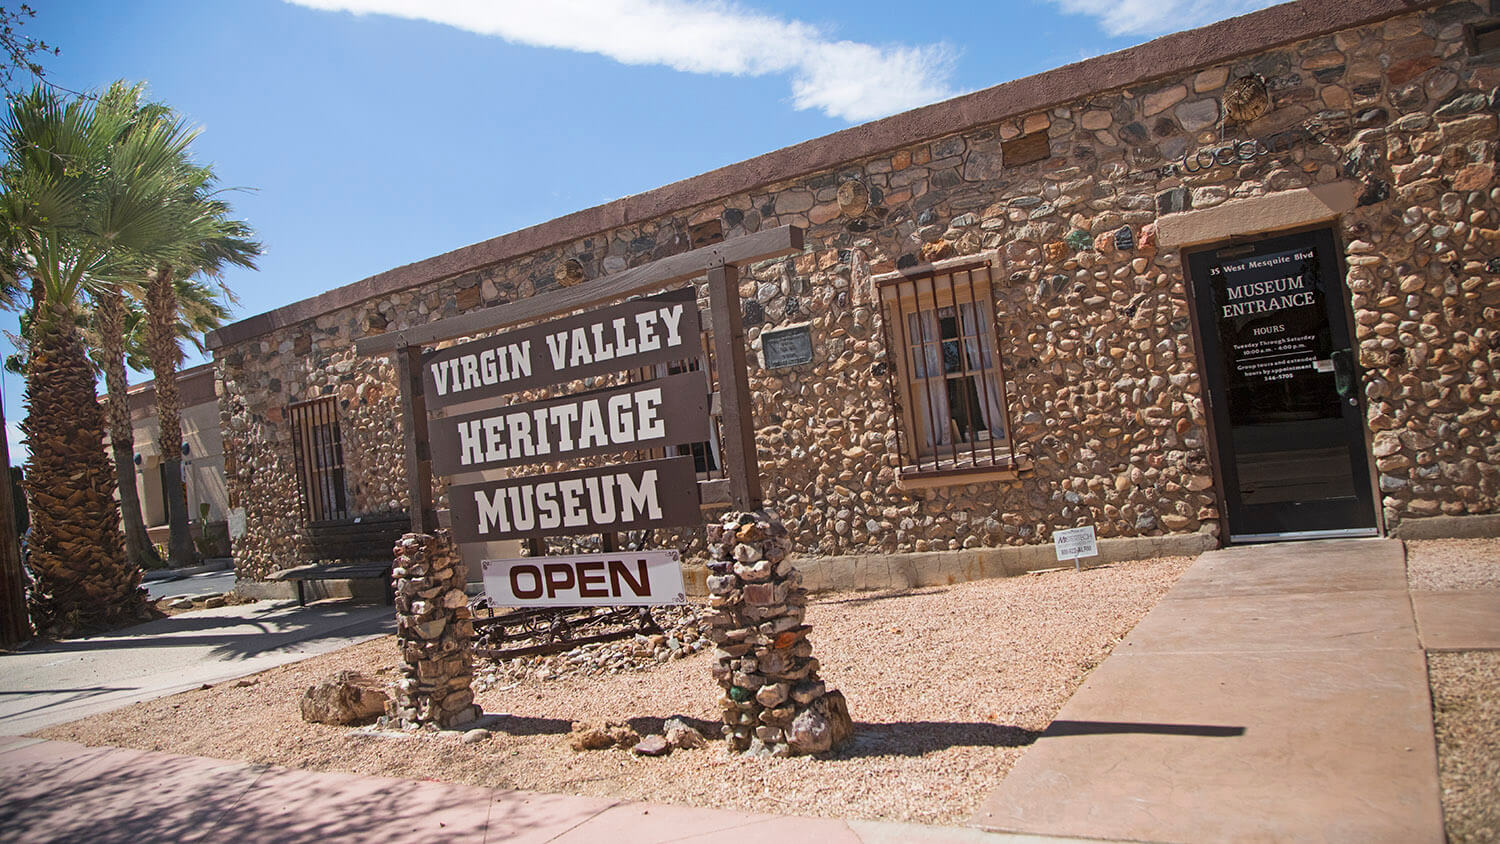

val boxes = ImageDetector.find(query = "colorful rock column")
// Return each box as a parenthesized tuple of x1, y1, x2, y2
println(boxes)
(391, 529, 479, 728)
(704, 510, 853, 756)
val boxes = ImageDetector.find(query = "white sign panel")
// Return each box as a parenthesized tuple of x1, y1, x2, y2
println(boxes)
(227, 508, 247, 540)
(481, 550, 686, 607)
(1054, 525, 1098, 561)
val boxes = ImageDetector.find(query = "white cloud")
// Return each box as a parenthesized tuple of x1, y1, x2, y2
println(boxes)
(1046, 0, 1284, 38)
(285, 0, 958, 121)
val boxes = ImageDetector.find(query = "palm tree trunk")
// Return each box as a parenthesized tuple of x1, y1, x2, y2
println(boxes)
(22, 292, 145, 636)
(0, 398, 30, 646)
(145, 265, 195, 567)
(96, 287, 162, 569)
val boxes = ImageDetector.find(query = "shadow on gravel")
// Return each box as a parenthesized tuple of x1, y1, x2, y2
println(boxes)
(830, 720, 1042, 758)
(476, 713, 575, 736)
(816, 588, 953, 607)
(624, 714, 722, 737)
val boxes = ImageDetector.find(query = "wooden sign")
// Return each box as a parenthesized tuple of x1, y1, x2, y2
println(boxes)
(429, 371, 710, 475)
(481, 550, 686, 607)
(448, 456, 700, 543)
(422, 287, 700, 411)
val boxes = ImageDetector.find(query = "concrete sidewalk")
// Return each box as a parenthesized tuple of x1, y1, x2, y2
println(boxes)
(971, 538, 1444, 843)
(0, 736, 1091, 844)
(0, 600, 394, 734)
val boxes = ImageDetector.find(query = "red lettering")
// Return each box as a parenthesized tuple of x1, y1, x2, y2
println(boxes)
(577, 561, 608, 598)
(544, 563, 575, 597)
(608, 559, 650, 597)
(510, 564, 543, 599)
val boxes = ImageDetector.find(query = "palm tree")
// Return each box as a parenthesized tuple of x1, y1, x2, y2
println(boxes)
(0, 83, 202, 634)
(143, 175, 258, 569)
(92, 277, 229, 569)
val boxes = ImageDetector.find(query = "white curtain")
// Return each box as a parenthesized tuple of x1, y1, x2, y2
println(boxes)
(908, 310, 950, 450)
(908, 304, 1005, 452)
(958, 303, 1006, 441)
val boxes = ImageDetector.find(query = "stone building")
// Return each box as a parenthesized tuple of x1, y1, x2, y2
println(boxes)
(208, 0, 1500, 588)
(126, 363, 231, 555)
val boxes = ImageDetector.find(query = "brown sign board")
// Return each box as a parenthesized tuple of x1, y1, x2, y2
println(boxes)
(423, 287, 700, 411)
(448, 456, 700, 543)
(429, 371, 711, 476)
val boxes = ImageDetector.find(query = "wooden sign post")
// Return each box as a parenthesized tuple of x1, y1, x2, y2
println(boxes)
(356, 225, 803, 574)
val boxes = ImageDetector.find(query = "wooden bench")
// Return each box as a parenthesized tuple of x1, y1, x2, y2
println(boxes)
(270, 512, 410, 606)
(269, 560, 395, 606)
(303, 513, 410, 563)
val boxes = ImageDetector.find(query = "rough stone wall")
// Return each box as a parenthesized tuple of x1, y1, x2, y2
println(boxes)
(704, 510, 853, 755)
(389, 529, 478, 728)
(217, 2, 1500, 578)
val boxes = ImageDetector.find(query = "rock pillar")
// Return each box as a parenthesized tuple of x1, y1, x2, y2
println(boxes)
(391, 529, 479, 728)
(704, 510, 853, 756)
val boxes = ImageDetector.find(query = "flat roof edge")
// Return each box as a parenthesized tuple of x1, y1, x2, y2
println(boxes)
(206, 0, 1440, 351)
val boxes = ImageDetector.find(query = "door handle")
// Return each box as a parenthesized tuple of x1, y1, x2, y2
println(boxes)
(1331, 348, 1357, 402)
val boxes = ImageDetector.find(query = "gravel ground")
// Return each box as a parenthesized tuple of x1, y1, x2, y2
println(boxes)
(1405, 538, 1500, 591)
(35, 556, 1193, 825)
(1429, 651, 1500, 844)
(1409, 535, 1500, 842)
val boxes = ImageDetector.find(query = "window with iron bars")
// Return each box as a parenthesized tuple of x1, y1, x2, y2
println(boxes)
(877, 255, 1016, 485)
(289, 395, 349, 522)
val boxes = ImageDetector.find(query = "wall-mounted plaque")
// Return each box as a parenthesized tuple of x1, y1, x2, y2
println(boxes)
(1002, 131, 1051, 167)
(743, 299, 764, 327)
(761, 323, 813, 369)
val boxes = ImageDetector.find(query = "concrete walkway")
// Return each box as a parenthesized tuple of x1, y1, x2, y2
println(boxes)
(0, 736, 1090, 844)
(0, 600, 394, 734)
(971, 538, 1444, 843)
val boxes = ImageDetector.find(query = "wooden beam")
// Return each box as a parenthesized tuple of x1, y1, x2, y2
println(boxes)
(356, 225, 804, 356)
(397, 345, 438, 534)
(706, 262, 762, 510)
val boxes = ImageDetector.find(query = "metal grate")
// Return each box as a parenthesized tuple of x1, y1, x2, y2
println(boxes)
(632, 321, 725, 481)
(289, 395, 349, 522)
(879, 258, 1014, 478)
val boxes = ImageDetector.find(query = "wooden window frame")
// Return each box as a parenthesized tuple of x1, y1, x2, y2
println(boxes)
(877, 253, 1019, 487)
(289, 395, 349, 523)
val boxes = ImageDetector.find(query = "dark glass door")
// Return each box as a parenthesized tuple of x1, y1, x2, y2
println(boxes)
(1187, 227, 1377, 542)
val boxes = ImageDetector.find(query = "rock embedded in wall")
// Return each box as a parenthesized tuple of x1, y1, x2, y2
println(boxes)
(703, 510, 852, 756)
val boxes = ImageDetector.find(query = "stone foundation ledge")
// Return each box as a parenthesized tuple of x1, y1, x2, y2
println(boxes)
(233, 578, 390, 604)
(1390, 513, 1500, 541)
(683, 529, 1219, 596)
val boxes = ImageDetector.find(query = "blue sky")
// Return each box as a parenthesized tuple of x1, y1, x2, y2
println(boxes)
(2, 0, 1284, 461)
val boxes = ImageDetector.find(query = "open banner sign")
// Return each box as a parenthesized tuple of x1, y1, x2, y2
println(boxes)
(481, 550, 687, 607)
